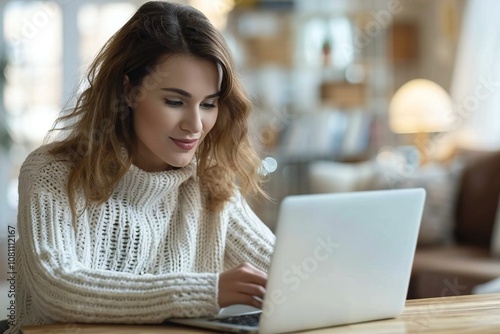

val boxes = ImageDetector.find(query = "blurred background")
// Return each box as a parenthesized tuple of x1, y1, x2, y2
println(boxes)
(1, 0, 500, 306)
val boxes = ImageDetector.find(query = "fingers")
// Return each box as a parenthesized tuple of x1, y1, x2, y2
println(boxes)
(218, 262, 269, 308)
(245, 293, 264, 309)
(236, 282, 266, 300)
(252, 297, 263, 309)
(234, 262, 268, 287)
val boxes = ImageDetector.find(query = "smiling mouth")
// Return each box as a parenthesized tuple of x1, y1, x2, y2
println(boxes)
(170, 138, 199, 150)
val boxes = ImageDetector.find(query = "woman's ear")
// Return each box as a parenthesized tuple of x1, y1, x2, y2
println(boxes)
(123, 75, 133, 108)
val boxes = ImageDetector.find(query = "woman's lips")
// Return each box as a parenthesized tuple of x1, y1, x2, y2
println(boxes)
(171, 138, 198, 150)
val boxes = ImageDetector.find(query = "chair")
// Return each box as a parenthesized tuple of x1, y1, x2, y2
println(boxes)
(408, 150, 500, 298)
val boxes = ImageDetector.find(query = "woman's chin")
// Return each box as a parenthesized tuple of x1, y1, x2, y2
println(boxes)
(166, 158, 194, 169)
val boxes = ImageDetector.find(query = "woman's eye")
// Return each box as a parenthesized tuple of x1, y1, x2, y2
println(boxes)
(201, 103, 216, 110)
(165, 99, 183, 107)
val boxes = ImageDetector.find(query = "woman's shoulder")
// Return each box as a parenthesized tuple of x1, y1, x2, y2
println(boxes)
(22, 143, 72, 169)
(220, 188, 247, 214)
(19, 144, 72, 190)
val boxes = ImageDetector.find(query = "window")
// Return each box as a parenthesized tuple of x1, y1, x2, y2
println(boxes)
(78, 3, 136, 70)
(4, 1, 62, 147)
(300, 16, 354, 71)
(0, 1, 137, 219)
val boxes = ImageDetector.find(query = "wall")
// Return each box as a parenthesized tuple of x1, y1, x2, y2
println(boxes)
(392, 0, 466, 92)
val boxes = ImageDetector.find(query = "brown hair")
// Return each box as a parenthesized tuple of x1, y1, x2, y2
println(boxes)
(49, 1, 264, 219)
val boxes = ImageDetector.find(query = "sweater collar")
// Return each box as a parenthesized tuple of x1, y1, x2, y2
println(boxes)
(116, 159, 197, 207)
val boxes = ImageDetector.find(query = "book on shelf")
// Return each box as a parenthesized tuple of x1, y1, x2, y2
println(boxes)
(278, 110, 371, 162)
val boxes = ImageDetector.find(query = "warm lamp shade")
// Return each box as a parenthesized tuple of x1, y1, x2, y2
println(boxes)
(389, 79, 453, 134)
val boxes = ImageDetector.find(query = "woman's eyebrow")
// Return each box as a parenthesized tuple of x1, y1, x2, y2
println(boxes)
(161, 88, 221, 99)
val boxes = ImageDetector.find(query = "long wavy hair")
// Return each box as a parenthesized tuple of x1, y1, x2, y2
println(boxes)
(49, 1, 264, 219)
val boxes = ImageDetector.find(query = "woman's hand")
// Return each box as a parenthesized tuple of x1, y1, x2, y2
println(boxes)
(218, 262, 267, 309)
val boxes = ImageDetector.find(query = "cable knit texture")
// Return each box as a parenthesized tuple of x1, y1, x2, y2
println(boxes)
(6, 145, 275, 333)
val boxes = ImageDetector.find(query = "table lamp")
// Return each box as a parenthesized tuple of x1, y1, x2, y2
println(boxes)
(389, 79, 453, 164)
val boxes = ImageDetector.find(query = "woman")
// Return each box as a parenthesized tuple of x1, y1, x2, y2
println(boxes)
(5, 2, 275, 333)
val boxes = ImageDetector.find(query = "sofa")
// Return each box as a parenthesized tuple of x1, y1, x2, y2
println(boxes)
(308, 148, 500, 299)
(408, 150, 500, 299)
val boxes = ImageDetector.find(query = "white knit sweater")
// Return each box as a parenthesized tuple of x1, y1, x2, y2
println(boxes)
(6, 145, 275, 333)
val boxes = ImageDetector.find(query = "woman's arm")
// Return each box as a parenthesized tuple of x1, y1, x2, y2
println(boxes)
(223, 192, 275, 273)
(17, 158, 220, 324)
(216, 192, 275, 308)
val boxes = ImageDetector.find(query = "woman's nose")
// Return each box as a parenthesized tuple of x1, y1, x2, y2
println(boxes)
(180, 107, 203, 133)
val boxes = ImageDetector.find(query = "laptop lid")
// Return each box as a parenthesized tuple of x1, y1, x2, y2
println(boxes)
(260, 188, 425, 333)
(169, 188, 426, 334)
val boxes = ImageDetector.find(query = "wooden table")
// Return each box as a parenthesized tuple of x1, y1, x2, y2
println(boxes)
(21, 293, 500, 333)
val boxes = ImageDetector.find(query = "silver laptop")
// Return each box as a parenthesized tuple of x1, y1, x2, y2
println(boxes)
(169, 188, 426, 334)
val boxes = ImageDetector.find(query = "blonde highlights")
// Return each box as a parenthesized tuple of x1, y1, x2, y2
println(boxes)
(48, 1, 264, 219)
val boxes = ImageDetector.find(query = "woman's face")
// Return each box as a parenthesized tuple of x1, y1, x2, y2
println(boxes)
(127, 54, 220, 172)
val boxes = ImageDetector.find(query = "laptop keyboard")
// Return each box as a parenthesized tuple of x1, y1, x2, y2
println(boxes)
(210, 313, 261, 327)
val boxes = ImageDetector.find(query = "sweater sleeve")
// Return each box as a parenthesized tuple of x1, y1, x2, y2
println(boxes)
(223, 192, 275, 273)
(16, 155, 220, 324)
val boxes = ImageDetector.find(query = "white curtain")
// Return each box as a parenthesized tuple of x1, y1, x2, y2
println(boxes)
(451, 0, 500, 150)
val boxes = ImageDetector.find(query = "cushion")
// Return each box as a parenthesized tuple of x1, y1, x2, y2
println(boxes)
(455, 151, 500, 248)
(308, 160, 376, 194)
(370, 157, 463, 246)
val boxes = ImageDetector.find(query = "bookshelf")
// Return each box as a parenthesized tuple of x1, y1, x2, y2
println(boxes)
(226, 1, 393, 228)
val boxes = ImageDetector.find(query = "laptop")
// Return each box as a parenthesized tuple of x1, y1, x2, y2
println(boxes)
(169, 188, 426, 334)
